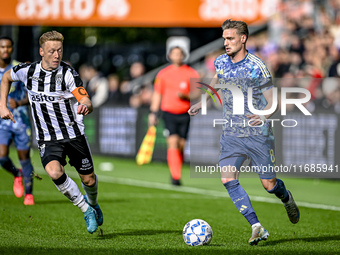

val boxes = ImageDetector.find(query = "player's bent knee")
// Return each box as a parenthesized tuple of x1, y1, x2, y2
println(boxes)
(260, 177, 277, 191)
(45, 160, 64, 180)
(81, 172, 96, 186)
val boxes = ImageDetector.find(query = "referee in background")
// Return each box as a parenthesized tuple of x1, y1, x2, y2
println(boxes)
(149, 37, 200, 185)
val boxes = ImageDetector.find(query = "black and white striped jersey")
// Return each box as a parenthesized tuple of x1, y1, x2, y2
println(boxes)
(11, 61, 85, 141)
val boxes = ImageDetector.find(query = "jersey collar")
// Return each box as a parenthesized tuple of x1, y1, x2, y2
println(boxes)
(228, 51, 249, 66)
(39, 61, 60, 73)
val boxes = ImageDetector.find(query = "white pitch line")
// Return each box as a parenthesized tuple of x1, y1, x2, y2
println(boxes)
(93, 173, 340, 212)
(0, 190, 216, 200)
(30, 169, 340, 212)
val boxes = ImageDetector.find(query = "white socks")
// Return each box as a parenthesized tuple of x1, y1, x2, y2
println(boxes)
(251, 222, 262, 230)
(54, 174, 89, 213)
(82, 174, 98, 206)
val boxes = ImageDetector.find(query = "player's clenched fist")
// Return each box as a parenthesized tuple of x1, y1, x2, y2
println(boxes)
(77, 104, 90, 116)
(188, 102, 201, 116)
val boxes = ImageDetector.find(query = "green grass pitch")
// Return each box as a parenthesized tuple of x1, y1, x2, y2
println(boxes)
(0, 149, 340, 255)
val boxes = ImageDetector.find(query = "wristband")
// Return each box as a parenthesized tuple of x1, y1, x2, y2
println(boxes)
(81, 104, 88, 110)
(259, 115, 267, 122)
(149, 111, 158, 116)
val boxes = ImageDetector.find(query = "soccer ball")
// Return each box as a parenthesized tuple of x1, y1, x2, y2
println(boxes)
(183, 219, 213, 246)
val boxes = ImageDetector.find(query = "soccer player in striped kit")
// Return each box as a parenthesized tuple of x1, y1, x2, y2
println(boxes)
(189, 20, 300, 245)
(0, 31, 102, 234)
(0, 36, 35, 205)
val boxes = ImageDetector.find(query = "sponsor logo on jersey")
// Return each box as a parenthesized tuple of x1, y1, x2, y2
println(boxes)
(28, 76, 43, 82)
(30, 93, 65, 102)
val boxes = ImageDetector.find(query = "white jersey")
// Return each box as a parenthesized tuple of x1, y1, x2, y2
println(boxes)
(11, 61, 85, 141)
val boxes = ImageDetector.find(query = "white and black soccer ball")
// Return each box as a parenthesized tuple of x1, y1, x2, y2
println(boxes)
(183, 219, 213, 246)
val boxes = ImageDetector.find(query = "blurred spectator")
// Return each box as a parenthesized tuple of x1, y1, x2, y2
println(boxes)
(127, 61, 150, 108)
(328, 46, 340, 77)
(237, 0, 340, 111)
(129, 62, 145, 79)
(320, 77, 340, 112)
(129, 83, 153, 108)
(275, 49, 291, 77)
(202, 50, 224, 77)
(119, 80, 132, 106)
(106, 74, 122, 104)
(79, 64, 109, 108)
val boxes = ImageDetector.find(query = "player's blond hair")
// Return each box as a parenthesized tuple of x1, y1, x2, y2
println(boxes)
(221, 19, 249, 42)
(39, 31, 64, 47)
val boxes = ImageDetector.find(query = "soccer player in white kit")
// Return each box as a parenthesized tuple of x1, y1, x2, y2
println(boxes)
(0, 31, 103, 234)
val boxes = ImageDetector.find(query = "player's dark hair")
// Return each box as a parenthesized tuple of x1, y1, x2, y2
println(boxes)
(0, 36, 14, 46)
(39, 30, 64, 47)
(221, 19, 249, 42)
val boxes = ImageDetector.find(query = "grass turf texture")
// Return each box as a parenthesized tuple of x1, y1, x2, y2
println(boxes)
(0, 149, 340, 255)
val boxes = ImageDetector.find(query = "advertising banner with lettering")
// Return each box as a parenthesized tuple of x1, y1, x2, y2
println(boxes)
(0, 0, 278, 27)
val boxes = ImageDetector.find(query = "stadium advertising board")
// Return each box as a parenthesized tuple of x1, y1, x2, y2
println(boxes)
(0, 0, 278, 27)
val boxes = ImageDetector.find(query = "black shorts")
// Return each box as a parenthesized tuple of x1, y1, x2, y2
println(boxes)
(38, 135, 94, 175)
(162, 111, 190, 139)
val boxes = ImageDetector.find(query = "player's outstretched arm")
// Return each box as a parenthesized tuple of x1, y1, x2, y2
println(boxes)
(188, 73, 219, 116)
(0, 70, 15, 123)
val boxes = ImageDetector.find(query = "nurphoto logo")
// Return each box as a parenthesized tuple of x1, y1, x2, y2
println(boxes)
(197, 81, 312, 128)
(199, 82, 312, 116)
(197, 82, 222, 115)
